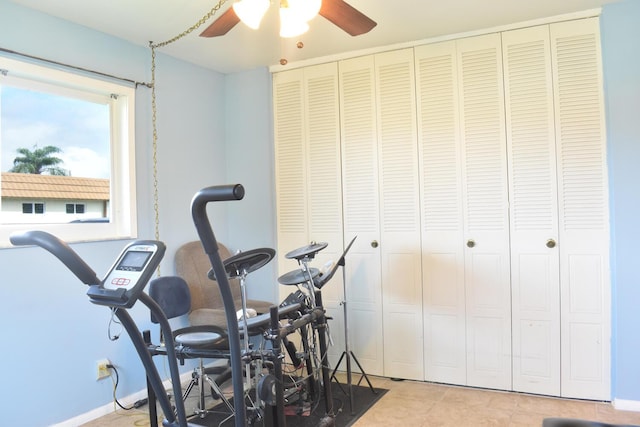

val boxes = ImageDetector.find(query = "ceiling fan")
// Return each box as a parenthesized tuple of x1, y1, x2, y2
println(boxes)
(200, 0, 377, 38)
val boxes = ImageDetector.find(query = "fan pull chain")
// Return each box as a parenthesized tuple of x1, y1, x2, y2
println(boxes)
(147, 0, 228, 277)
(150, 0, 228, 50)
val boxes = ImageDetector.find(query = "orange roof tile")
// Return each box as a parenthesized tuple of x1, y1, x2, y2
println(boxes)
(1, 172, 110, 201)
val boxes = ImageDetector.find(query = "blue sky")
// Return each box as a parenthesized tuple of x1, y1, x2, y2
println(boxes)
(1, 85, 111, 179)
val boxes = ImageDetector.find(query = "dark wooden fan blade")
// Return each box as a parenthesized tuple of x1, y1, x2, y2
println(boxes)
(200, 7, 241, 37)
(319, 0, 377, 36)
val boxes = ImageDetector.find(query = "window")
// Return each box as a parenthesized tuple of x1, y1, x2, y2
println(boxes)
(66, 203, 85, 214)
(0, 56, 137, 246)
(23, 202, 45, 214)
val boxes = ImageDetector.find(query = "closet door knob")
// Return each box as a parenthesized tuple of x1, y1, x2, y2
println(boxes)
(546, 239, 556, 248)
(371, 240, 379, 248)
(466, 239, 475, 248)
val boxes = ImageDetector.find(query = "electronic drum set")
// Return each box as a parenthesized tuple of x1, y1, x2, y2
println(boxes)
(197, 239, 339, 426)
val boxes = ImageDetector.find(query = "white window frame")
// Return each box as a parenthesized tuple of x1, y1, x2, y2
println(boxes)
(0, 56, 137, 246)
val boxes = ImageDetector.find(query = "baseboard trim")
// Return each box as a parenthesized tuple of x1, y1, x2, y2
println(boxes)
(50, 370, 193, 427)
(613, 398, 640, 412)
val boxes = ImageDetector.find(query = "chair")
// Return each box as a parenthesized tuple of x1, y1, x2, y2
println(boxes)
(148, 275, 234, 419)
(173, 241, 275, 421)
(174, 241, 274, 327)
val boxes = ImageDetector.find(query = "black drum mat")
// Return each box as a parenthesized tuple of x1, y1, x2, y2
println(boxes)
(189, 381, 387, 427)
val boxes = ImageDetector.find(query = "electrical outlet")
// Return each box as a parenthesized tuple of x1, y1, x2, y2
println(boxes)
(96, 358, 111, 380)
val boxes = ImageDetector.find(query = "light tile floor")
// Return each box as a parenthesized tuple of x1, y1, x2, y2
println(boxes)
(82, 373, 640, 427)
(354, 376, 640, 427)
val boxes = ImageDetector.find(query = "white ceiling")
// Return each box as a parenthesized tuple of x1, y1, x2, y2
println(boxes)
(10, 0, 618, 74)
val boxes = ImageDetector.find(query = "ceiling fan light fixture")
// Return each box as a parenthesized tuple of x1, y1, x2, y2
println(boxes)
(233, 0, 270, 30)
(279, 6, 310, 38)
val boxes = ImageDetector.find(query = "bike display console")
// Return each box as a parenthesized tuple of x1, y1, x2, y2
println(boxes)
(9, 230, 164, 311)
(86, 241, 165, 308)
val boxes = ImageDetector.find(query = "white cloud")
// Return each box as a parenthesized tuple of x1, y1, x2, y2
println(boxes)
(60, 147, 110, 179)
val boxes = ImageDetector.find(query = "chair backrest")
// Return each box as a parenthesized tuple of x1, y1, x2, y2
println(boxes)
(148, 276, 191, 323)
(174, 241, 242, 313)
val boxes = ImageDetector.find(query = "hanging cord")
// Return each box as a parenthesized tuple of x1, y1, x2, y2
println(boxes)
(108, 364, 136, 411)
(108, 308, 123, 341)
(108, 363, 159, 427)
(149, 0, 228, 51)
(147, 0, 227, 272)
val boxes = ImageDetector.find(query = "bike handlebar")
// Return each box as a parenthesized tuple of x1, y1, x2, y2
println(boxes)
(10, 230, 100, 286)
(191, 184, 244, 255)
(190, 183, 248, 427)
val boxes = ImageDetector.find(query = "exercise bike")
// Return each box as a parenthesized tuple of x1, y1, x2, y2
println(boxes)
(11, 184, 334, 427)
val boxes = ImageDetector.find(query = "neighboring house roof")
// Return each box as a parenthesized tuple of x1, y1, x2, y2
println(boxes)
(1, 172, 110, 201)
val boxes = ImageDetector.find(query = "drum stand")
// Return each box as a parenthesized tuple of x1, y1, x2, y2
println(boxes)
(237, 266, 253, 393)
(216, 247, 276, 424)
(330, 237, 376, 415)
(299, 256, 319, 308)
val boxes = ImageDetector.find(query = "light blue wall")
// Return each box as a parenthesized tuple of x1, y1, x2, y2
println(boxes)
(600, 0, 640, 403)
(0, 1, 277, 426)
(225, 69, 278, 305)
(1, 0, 640, 425)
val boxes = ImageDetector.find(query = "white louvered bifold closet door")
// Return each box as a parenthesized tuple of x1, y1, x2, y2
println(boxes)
(457, 33, 512, 390)
(502, 25, 561, 396)
(338, 55, 384, 376)
(302, 63, 345, 367)
(274, 16, 609, 399)
(273, 69, 308, 270)
(272, 64, 345, 366)
(375, 48, 423, 380)
(551, 18, 610, 400)
(415, 40, 467, 386)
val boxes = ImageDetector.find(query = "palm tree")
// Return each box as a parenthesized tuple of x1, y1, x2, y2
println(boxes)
(10, 145, 68, 175)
